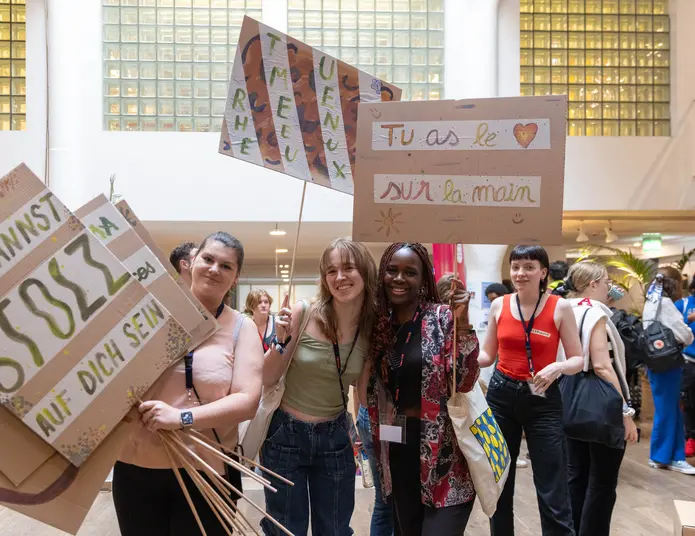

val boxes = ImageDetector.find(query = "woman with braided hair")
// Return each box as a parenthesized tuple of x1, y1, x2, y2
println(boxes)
(357, 242, 480, 536)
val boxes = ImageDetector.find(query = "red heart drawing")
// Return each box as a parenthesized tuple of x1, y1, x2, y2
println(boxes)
(513, 123, 539, 149)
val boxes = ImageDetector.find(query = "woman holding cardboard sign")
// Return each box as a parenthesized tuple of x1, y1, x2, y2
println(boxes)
(358, 242, 480, 536)
(479, 245, 584, 536)
(113, 231, 265, 536)
(259, 238, 377, 536)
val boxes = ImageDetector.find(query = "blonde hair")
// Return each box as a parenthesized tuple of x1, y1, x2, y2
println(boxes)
(566, 261, 607, 298)
(244, 288, 273, 315)
(313, 238, 377, 342)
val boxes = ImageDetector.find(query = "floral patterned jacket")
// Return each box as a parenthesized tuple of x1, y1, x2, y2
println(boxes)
(367, 303, 480, 508)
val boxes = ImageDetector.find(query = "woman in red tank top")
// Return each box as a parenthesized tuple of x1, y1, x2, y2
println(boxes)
(478, 245, 584, 536)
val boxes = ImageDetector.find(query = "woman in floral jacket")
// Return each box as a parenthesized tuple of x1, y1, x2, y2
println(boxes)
(358, 242, 479, 536)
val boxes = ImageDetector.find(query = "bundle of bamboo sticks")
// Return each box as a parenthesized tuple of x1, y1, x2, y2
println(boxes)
(157, 428, 293, 536)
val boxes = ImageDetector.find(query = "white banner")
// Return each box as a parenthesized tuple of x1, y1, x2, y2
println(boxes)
(371, 119, 551, 151)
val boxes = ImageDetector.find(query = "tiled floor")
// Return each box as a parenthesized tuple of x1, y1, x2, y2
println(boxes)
(0, 426, 690, 535)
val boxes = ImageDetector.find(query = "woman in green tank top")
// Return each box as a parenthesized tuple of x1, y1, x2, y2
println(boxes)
(260, 238, 377, 536)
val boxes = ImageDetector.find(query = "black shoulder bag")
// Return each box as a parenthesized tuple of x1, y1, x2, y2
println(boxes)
(184, 303, 244, 501)
(638, 295, 685, 373)
(559, 308, 625, 449)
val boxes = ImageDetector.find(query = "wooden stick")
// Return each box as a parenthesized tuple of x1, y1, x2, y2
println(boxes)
(165, 433, 292, 536)
(161, 437, 209, 536)
(288, 182, 307, 302)
(452, 249, 459, 395)
(188, 429, 294, 487)
(183, 432, 273, 489)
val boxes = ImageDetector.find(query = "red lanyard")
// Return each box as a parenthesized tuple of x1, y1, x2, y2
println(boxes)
(388, 307, 421, 407)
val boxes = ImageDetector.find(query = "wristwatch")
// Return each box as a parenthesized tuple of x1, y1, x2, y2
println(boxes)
(622, 403, 636, 418)
(180, 410, 194, 429)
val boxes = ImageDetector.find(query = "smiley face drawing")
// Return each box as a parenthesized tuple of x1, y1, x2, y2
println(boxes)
(512, 213, 524, 224)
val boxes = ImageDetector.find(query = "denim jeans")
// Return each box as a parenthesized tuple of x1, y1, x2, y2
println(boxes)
(487, 369, 575, 536)
(567, 438, 625, 536)
(260, 408, 355, 536)
(357, 406, 394, 536)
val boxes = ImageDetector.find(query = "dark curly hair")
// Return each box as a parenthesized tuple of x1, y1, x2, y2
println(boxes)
(369, 242, 439, 379)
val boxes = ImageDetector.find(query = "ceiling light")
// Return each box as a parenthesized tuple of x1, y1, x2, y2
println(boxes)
(280, 270, 289, 274)
(604, 221, 617, 244)
(576, 223, 589, 243)
(633, 241, 642, 247)
(275, 248, 288, 254)
(269, 223, 286, 236)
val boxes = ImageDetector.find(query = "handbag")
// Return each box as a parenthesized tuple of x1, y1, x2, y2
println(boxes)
(444, 307, 511, 517)
(639, 295, 685, 373)
(559, 308, 625, 449)
(236, 300, 310, 464)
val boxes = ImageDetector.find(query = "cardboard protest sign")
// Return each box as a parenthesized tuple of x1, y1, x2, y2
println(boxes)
(352, 96, 568, 245)
(76, 195, 217, 354)
(0, 418, 134, 535)
(0, 164, 191, 479)
(219, 16, 402, 195)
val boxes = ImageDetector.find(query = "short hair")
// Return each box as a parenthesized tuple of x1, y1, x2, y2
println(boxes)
(509, 245, 551, 293)
(566, 261, 608, 298)
(485, 283, 509, 298)
(549, 260, 569, 281)
(169, 241, 197, 274)
(244, 288, 273, 315)
(436, 273, 456, 303)
(196, 231, 245, 272)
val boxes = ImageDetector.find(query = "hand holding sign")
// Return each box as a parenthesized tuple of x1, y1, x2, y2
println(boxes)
(275, 294, 292, 344)
(139, 400, 181, 432)
(449, 278, 471, 325)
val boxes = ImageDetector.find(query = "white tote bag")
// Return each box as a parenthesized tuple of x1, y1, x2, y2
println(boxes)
(236, 301, 310, 463)
(446, 313, 511, 517)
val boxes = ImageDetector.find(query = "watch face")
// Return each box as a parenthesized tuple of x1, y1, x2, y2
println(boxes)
(181, 411, 194, 426)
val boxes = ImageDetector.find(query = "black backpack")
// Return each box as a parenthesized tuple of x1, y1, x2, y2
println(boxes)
(610, 308, 648, 370)
(637, 297, 684, 373)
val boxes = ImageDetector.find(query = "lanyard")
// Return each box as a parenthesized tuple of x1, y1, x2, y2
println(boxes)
(388, 307, 421, 408)
(185, 301, 225, 395)
(332, 328, 361, 411)
(516, 294, 543, 377)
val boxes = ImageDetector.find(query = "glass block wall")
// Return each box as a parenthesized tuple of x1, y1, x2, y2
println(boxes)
(287, 0, 445, 101)
(102, 0, 262, 132)
(521, 0, 670, 136)
(0, 0, 26, 131)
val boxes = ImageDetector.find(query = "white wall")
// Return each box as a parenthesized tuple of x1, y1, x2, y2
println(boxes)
(1, 0, 694, 221)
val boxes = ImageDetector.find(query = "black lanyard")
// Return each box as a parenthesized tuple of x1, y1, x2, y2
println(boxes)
(185, 301, 225, 397)
(388, 307, 421, 408)
(516, 294, 543, 377)
(332, 328, 361, 411)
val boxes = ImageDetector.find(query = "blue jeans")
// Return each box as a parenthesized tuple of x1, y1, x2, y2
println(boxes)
(487, 370, 575, 536)
(260, 408, 355, 536)
(357, 406, 394, 536)
(648, 367, 686, 464)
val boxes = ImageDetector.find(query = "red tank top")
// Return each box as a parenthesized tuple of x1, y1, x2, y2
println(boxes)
(497, 294, 561, 381)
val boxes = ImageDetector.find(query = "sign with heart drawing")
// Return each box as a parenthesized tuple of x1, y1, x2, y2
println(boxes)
(352, 95, 568, 245)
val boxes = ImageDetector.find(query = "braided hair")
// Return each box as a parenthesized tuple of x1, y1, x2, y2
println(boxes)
(369, 242, 439, 379)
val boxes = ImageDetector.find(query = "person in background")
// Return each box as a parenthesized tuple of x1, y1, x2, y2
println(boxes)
(643, 274, 695, 474)
(354, 395, 394, 536)
(169, 241, 198, 288)
(261, 238, 377, 536)
(547, 260, 569, 293)
(479, 245, 584, 536)
(114, 232, 264, 536)
(562, 261, 638, 536)
(502, 279, 515, 295)
(244, 289, 276, 352)
(360, 243, 480, 536)
(677, 277, 695, 457)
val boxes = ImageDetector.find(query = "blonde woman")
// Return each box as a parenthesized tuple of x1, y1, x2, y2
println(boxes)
(245, 288, 276, 352)
(561, 261, 638, 536)
(260, 238, 377, 536)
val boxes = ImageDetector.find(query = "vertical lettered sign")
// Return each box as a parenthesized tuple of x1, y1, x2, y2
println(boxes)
(0, 164, 191, 474)
(219, 16, 402, 195)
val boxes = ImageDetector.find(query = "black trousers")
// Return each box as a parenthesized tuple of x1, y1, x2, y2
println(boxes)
(567, 438, 625, 536)
(487, 370, 575, 536)
(113, 461, 233, 536)
(389, 418, 473, 536)
(681, 360, 695, 440)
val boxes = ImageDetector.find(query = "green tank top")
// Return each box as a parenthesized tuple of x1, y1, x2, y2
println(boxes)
(283, 330, 368, 418)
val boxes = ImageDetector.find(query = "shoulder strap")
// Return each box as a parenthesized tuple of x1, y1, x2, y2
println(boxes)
(282, 300, 311, 376)
(231, 312, 245, 353)
(578, 308, 590, 371)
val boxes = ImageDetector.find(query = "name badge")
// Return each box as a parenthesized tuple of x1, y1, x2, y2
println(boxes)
(380, 424, 404, 443)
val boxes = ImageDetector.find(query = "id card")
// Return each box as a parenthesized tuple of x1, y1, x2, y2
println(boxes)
(379, 414, 407, 444)
(527, 379, 547, 398)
